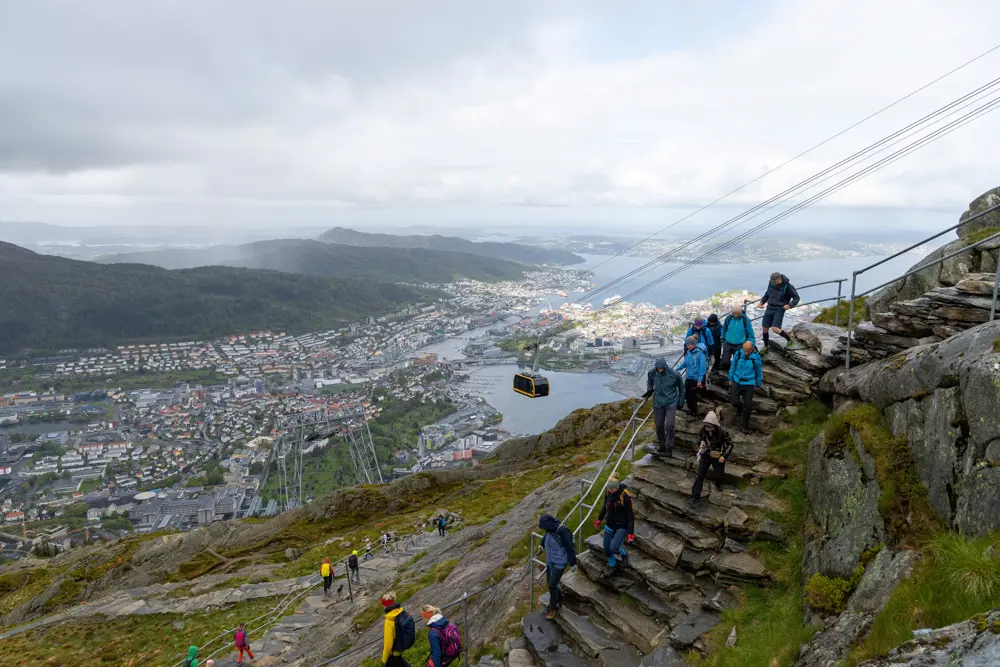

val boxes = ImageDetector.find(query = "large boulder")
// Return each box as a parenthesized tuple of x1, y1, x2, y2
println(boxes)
(804, 431, 885, 580)
(858, 604, 1000, 666)
(957, 185, 1000, 241)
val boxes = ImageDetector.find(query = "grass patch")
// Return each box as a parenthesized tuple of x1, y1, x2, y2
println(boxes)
(967, 225, 1000, 245)
(0, 593, 288, 666)
(768, 400, 831, 469)
(168, 550, 226, 582)
(848, 532, 1000, 664)
(993, 335, 1000, 354)
(813, 297, 868, 326)
(0, 568, 55, 618)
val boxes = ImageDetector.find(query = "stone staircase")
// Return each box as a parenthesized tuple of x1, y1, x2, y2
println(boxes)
(522, 443, 787, 667)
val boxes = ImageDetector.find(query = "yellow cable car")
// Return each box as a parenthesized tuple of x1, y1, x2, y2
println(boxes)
(513, 372, 550, 398)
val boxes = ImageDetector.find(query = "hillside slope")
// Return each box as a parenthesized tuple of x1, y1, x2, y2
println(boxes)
(0, 242, 431, 354)
(100, 239, 527, 282)
(317, 227, 584, 265)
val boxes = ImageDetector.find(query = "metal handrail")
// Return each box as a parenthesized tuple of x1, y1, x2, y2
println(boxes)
(309, 581, 500, 667)
(844, 201, 1000, 369)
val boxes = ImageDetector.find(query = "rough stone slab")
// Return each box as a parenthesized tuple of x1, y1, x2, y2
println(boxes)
(631, 479, 729, 529)
(634, 504, 720, 551)
(753, 519, 786, 542)
(560, 568, 667, 654)
(639, 646, 687, 667)
(522, 612, 591, 667)
(712, 551, 769, 581)
(633, 521, 684, 568)
(763, 351, 822, 383)
(669, 610, 721, 649)
(553, 604, 628, 657)
(633, 457, 699, 496)
(627, 549, 694, 593)
(678, 549, 714, 573)
(575, 551, 676, 621)
(708, 485, 785, 513)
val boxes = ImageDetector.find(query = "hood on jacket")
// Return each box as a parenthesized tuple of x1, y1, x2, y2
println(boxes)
(538, 514, 562, 533)
(428, 614, 447, 627)
(707, 314, 719, 325)
(187, 647, 198, 660)
(703, 411, 721, 428)
(654, 357, 667, 369)
(771, 273, 791, 285)
(685, 335, 698, 347)
(606, 481, 626, 494)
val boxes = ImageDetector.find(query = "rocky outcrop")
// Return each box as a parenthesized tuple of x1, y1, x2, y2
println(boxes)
(866, 186, 1000, 316)
(857, 605, 1000, 666)
(823, 319, 1000, 535)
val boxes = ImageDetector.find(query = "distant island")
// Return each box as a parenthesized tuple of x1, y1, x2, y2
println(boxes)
(100, 238, 527, 283)
(0, 242, 433, 355)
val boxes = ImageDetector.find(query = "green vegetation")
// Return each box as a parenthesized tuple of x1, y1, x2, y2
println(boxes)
(169, 550, 227, 582)
(0, 593, 289, 666)
(768, 400, 830, 469)
(804, 564, 865, 614)
(967, 225, 1000, 245)
(0, 568, 55, 617)
(993, 334, 1000, 353)
(0, 240, 432, 355)
(813, 296, 868, 326)
(848, 532, 1000, 664)
(101, 515, 134, 533)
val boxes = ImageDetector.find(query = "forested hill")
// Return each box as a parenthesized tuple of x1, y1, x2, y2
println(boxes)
(100, 238, 526, 282)
(316, 226, 585, 265)
(0, 242, 432, 355)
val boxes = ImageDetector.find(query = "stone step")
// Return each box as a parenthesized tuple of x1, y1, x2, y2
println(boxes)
(583, 535, 694, 594)
(545, 596, 632, 656)
(575, 551, 676, 622)
(633, 454, 747, 494)
(560, 567, 669, 654)
(701, 382, 779, 414)
(633, 521, 684, 568)
(523, 611, 595, 667)
(640, 448, 756, 485)
(630, 479, 730, 530)
(762, 351, 819, 385)
(633, 502, 721, 551)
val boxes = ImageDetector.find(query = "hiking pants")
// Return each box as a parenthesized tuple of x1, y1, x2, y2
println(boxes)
(438, 525, 446, 537)
(710, 340, 721, 370)
(730, 383, 755, 430)
(653, 405, 676, 453)
(691, 454, 725, 500)
(387, 654, 411, 667)
(350, 567, 360, 582)
(684, 379, 701, 415)
(603, 526, 628, 567)
(721, 343, 740, 370)
(323, 574, 332, 593)
(546, 563, 565, 612)
(237, 645, 254, 664)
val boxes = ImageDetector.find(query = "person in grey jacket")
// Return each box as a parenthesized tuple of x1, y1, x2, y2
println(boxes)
(759, 272, 800, 349)
(538, 514, 576, 620)
(643, 357, 685, 456)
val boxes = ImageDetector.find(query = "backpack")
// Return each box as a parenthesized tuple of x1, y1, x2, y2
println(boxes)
(723, 314, 752, 342)
(438, 517, 446, 528)
(348, 554, 358, 569)
(234, 629, 246, 647)
(433, 622, 463, 664)
(394, 610, 416, 652)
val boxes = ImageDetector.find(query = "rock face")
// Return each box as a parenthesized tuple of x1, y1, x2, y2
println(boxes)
(825, 320, 1000, 535)
(803, 432, 885, 580)
(866, 186, 1000, 317)
(857, 605, 1000, 666)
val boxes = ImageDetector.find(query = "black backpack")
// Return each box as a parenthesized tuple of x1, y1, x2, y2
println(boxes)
(394, 610, 416, 652)
(348, 554, 358, 569)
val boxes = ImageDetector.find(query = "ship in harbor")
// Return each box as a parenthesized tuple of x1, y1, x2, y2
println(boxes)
(602, 294, 623, 306)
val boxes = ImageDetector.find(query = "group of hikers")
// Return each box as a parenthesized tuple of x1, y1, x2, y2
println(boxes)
(380, 594, 463, 667)
(183, 623, 253, 666)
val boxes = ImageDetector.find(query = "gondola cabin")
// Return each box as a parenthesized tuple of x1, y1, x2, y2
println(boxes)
(513, 372, 550, 398)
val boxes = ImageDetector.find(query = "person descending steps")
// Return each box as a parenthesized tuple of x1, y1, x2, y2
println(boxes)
(593, 473, 635, 575)
(686, 317, 715, 361)
(233, 622, 254, 664)
(759, 271, 800, 349)
(688, 411, 734, 504)
(705, 313, 723, 373)
(321, 556, 334, 595)
(677, 335, 708, 416)
(437, 515, 447, 538)
(184, 646, 201, 667)
(348, 550, 361, 583)
(382, 592, 416, 667)
(729, 340, 763, 434)
(421, 604, 463, 667)
(538, 513, 577, 620)
(642, 356, 685, 456)
(719, 302, 756, 370)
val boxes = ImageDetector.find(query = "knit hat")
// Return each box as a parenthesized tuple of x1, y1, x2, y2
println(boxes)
(703, 411, 721, 427)
(694, 317, 705, 326)
(381, 595, 396, 608)
(707, 314, 719, 324)
(685, 335, 698, 346)
(352, 550, 359, 556)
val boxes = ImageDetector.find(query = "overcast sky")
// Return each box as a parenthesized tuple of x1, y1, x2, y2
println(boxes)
(1, 0, 999, 231)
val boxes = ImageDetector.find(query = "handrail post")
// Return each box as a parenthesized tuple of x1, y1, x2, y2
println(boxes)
(845, 272, 858, 370)
(577, 479, 585, 553)
(835, 280, 843, 327)
(528, 533, 535, 607)
(991, 258, 1000, 322)
(463, 593, 470, 667)
(346, 560, 353, 603)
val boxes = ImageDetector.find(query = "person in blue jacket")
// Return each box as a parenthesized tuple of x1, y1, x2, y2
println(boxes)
(677, 336, 708, 416)
(728, 340, 763, 434)
(686, 317, 714, 352)
(719, 303, 756, 370)
(538, 514, 577, 619)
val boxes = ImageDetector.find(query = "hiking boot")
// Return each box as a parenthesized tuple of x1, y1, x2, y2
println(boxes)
(785, 339, 794, 348)
(545, 609, 557, 620)
(714, 481, 724, 492)
(611, 563, 623, 577)
(687, 496, 702, 505)
(740, 426, 750, 435)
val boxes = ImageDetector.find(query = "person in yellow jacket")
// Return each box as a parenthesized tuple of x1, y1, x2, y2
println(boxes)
(381, 592, 415, 667)
(321, 557, 333, 596)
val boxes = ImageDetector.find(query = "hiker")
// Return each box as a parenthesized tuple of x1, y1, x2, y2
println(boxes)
(720, 303, 756, 370)
(593, 473, 634, 574)
(381, 592, 416, 667)
(705, 314, 723, 372)
(729, 340, 763, 434)
(758, 272, 800, 349)
(686, 318, 715, 358)
(184, 646, 200, 667)
(643, 356, 684, 456)
(538, 514, 576, 620)
(677, 336, 708, 416)
(364, 537, 374, 561)
(348, 550, 361, 582)
(233, 622, 254, 665)
(689, 411, 734, 504)
(321, 556, 333, 595)
(381, 532, 390, 552)
(422, 604, 462, 667)
(437, 515, 447, 538)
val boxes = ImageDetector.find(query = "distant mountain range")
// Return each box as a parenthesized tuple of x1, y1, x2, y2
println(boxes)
(100, 239, 527, 283)
(0, 242, 433, 355)
(316, 227, 584, 265)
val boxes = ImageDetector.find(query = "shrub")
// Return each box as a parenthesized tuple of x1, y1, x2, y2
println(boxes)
(803, 564, 864, 614)
(813, 297, 868, 326)
(933, 533, 1000, 600)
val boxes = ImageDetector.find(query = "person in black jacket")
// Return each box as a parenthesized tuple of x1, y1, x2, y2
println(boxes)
(538, 514, 577, 619)
(706, 314, 723, 373)
(592, 473, 635, 573)
(758, 272, 800, 349)
(689, 411, 734, 503)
